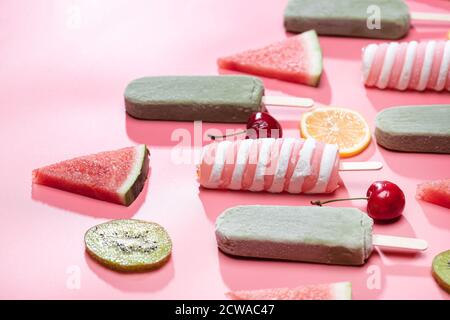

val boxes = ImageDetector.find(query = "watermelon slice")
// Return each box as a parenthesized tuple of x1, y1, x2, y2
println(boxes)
(218, 30, 323, 86)
(227, 282, 352, 300)
(32, 145, 149, 206)
(416, 179, 450, 209)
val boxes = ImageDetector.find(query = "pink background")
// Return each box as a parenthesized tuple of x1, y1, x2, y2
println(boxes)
(0, 0, 449, 299)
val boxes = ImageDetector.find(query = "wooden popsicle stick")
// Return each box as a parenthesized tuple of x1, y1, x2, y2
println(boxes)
(372, 234, 428, 251)
(339, 161, 383, 171)
(411, 12, 450, 22)
(262, 96, 314, 108)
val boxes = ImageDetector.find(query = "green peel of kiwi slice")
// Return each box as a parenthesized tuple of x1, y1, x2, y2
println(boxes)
(432, 250, 450, 294)
(85, 219, 172, 272)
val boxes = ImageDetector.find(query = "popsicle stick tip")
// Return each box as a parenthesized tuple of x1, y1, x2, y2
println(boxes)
(411, 12, 450, 22)
(372, 234, 428, 251)
(262, 96, 314, 108)
(339, 161, 383, 171)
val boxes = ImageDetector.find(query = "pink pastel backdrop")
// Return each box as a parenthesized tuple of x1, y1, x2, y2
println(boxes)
(0, 0, 449, 299)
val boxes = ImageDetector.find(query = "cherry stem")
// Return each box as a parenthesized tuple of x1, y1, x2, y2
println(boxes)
(311, 197, 369, 206)
(208, 130, 247, 140)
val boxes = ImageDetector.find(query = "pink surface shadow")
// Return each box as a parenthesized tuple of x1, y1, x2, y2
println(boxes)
(218, 68, 332, 106)
(318, 36, 370, 61)
(370, 250, 438, 296)
(31, 177, 150, 219)
(419, 201, 450, 230)
(85, 251, 174, 293)
(412, 28, 450, 38)
(262, 72, 332, 106)
(126, 114, 243, 147)
(379, 150, 450, 180)
(218, 248, 437, 299)
(365, 88, 449, 112)
(199, 183, 349, 224)
(373, 209, 418, 237)
(217, 250, 383, 300)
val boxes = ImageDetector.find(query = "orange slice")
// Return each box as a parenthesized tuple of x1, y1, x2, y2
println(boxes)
(300, 107, 371, 158)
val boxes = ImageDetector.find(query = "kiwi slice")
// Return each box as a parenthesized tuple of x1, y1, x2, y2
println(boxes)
(85, 219, 172, 272)
(432, 250, 450, 294)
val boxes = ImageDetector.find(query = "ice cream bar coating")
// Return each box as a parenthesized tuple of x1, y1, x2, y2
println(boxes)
(375, 105, 450, 154)
(125, 76, 265, 123)
(284, 0, 410, 40)
(216, 206, 373, 266)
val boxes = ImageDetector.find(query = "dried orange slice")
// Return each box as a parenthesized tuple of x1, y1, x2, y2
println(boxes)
(300, 107, 371, 158)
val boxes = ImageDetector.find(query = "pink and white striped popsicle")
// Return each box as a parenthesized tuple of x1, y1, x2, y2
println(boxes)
(198, 138, 342, 194)
(362, 40, 450, 92)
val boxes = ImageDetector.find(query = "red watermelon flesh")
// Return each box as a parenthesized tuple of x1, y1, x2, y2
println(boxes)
(32, 145, 149, 206)
(227, 282, 351, 300)
(417, 179, 450, 209)
(218, 30, 323, 86)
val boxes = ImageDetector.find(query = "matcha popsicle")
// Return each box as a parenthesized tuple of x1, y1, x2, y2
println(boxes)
(216, 205, 427, 266)
(375, 105, 450, 154)
(124, 75, 313, 123)
(216, 205, 373, 266)
(284, 0, 410, 39)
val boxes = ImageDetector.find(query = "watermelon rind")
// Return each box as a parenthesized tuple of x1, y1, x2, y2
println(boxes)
(226, 281, 352, 300)
(117, 144, 150, 206)
(301, 30, 323, 87)
(331, 282, 352, 300)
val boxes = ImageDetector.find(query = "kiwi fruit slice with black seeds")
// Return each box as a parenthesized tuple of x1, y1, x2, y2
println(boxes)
(432, 250, 450, 294)
(85, 219, 172, 272)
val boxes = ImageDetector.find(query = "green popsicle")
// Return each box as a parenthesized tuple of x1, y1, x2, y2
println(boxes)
(284, 0, 411, 39)
(375, 105, 450, 154)
(124, 75, 265, 123)
(216, 206, 373, 266)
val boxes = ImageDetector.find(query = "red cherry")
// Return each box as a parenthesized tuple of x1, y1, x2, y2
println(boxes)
(311, 180, 405, 223)
(245, 112, 282, 139)
(208, 112, 282, 140)
(366, 181, 405, 221)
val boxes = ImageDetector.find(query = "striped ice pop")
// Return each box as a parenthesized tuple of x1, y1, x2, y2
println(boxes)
(362, 40, 450, 91)
(198, 138, 341, 194)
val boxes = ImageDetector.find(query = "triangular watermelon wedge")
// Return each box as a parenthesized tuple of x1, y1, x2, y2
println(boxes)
(417, 179, 450, 209)
(32, 145, 149, 206)
(218, 30, 323, 86)
(227, 282, 352, 300)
